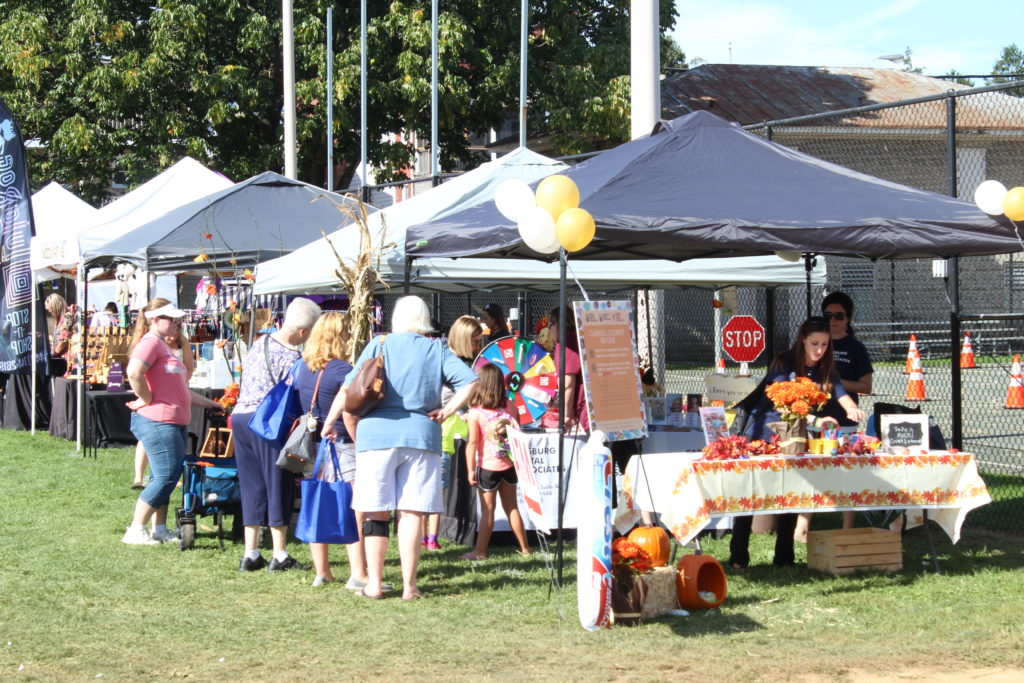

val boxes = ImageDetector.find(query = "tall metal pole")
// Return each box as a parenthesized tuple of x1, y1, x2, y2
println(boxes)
(326, 6, 334, 191)
(556, 248, 567, 585)
(30, 281, 37, 434)
(947, 95, 962, 450)
(431, 0, 439, 184)
(519, 0, 528, 148)
(360, 0, 368, 195)
(282, 0, 297, 178)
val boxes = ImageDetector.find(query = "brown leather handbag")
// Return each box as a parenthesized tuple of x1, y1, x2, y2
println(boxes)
(343, 335, 387, 416)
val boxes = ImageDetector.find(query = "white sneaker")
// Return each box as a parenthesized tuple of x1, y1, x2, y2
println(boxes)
(122, 527, 160, 546)
(151, 527, 178, 543)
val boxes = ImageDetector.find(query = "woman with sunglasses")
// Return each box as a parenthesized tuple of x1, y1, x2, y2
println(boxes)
(793, 291, 875, 539)
(727, 316, 865, 570)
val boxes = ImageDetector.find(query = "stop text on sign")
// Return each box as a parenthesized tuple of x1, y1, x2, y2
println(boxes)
(721, 315, 766, 363)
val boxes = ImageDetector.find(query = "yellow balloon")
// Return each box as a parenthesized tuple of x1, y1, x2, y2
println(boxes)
(555, 208, 596, 252)
(535, 174, 580, 221)
(1004, 187, 1024, 222)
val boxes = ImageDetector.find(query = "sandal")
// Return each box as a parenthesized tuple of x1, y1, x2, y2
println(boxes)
(402, 591, 428, 601)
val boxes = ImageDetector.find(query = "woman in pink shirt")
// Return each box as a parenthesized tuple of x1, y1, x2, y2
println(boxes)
(121, 299, 222, 546)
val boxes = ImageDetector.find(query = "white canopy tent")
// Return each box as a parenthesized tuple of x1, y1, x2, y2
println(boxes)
(254, 147, 824, 295)
(27, 157, 233, 444)
(29, 182, 98, 282)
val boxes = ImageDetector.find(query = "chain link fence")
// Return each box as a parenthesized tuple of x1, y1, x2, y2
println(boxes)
(367, 80, 1024, 533)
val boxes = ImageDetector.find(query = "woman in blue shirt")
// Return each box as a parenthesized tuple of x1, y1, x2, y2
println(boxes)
(323, 296, 478, 600)
(728, 317, 865, 570)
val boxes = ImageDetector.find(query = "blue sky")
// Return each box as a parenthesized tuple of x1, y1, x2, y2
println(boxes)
(671, 0, 1021, 77)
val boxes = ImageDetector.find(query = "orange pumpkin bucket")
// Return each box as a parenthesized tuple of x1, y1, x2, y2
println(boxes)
(627, 526, 671, 567)
(676, 554, 727, 609)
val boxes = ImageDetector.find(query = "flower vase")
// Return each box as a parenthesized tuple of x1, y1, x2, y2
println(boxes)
(611, 577, 648, 626)
(770, 418, 808, 455)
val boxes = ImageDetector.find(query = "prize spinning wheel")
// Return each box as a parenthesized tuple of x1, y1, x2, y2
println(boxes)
(474, 337, 558, 426)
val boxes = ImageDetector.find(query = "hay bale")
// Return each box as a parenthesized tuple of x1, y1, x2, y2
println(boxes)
(641, 566, 678, 618)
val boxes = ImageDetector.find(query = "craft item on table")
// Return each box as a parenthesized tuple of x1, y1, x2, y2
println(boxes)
(698, 406, 730, 445)
(665, 393, 684, 427)
(474, 337, 557, 426)
(684, 394, 702, 428)
(106, 362, 124, 392)
(646, 396, 667, 425)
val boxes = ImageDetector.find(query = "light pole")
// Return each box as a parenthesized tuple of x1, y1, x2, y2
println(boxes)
(282, 0, 297, 179)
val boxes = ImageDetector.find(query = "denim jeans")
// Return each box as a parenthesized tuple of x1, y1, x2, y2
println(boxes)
(131, 413, 188, 508)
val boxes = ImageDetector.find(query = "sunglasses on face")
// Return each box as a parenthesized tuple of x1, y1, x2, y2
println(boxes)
(156, 315, 179, 322)
(823, 311, 847, 321)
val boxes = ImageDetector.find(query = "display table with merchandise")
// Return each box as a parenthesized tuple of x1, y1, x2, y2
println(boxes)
(615, 451, 992, 546)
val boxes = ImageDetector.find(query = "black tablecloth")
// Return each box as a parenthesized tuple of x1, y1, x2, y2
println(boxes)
(90, 390, 137, 448)
(1, 372, 51, 431)
(48, 378, 135, 447)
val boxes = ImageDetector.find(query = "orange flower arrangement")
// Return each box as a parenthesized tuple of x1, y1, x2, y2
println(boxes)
(217, 383, 240, 413)
(611, 537, 653, 593)
(765, 376, 828, 424)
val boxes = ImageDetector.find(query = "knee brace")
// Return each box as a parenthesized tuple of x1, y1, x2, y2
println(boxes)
(363, 518, 390, 537)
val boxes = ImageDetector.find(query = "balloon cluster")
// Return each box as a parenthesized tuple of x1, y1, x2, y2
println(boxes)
(494, 175, 596, 253)
(975, 180, 1024, 222)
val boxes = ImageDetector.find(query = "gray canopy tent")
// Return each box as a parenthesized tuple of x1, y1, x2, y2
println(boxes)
(405, 110, 1022, 578)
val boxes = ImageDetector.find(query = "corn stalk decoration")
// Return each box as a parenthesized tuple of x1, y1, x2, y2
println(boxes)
(317, 194, 393, 363)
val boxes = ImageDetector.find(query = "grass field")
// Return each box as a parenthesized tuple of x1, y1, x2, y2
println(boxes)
(2, 428, 1024, 681)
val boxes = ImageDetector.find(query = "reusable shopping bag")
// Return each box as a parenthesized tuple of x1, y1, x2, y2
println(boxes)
(295, 439, 359, 545)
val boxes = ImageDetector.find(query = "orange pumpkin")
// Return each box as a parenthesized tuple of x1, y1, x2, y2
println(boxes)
(676, 554, 727, 609)
(627, 526, 671, 567)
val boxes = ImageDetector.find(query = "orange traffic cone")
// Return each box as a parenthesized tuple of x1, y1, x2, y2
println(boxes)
(1005, 355, 1024, 409)
(904, 334, 918, 374)
(959, 331, 976, 369)
(905, 353, 928, 401)
(715, 358, 726, 375)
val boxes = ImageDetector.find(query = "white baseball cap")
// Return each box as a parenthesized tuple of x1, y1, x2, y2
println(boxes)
(144, 304, 188, 320)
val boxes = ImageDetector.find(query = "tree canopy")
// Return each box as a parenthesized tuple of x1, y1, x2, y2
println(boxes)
(0, 0, 679, 203)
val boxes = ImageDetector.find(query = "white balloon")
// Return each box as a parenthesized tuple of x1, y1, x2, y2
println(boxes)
(974, 179, 1008, 216)
(774, 251, 801, 263)
(495, 179, 536, 223)
(517, 207, 560, 254)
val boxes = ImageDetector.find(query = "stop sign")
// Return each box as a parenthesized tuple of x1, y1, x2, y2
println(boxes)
(722, 315, 766, 363)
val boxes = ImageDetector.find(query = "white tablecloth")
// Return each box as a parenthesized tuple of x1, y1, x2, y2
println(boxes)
(616, 452, 991, 545)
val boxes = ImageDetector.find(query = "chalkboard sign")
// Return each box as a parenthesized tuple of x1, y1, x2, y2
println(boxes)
(880, 414, 930, 452)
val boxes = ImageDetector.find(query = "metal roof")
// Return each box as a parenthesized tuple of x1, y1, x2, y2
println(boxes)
(661, 64, 1024, 130)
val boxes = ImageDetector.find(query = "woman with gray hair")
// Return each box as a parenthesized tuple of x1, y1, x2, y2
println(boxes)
(322, 295, 478, 600)
(233, 297, 322, 573)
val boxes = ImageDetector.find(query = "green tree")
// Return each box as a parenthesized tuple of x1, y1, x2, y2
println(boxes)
(0, 0, 679, 202)
(988, 43, 1024, 96)
(944, 70, 975, 87)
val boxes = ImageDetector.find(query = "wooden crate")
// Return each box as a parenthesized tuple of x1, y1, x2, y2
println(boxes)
(807, 528, 902, 575)
(200, 428, 234, 458)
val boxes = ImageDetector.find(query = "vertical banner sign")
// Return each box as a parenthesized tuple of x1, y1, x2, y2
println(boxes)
(0, 98, 44, 374)
(573, 300, 648, 441)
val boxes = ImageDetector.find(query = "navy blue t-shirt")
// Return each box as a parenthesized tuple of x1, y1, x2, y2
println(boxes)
(294, 358, 353, 443)
(745, 360, 848, 441)
(821, 335, 874, 426)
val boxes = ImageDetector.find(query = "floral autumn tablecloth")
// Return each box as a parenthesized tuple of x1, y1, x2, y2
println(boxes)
(615, 452, 991, 546)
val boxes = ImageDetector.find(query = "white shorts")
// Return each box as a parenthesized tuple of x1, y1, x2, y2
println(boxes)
(353, 447, 442, 513)
(317, 441, 357, 483)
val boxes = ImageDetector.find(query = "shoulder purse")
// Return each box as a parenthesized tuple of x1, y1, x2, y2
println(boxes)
(277, 368, 324, 474)
(343, 335, 387, 417)
(247, 337, 301, 447)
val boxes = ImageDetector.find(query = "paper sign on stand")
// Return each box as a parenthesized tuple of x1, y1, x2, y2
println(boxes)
(492, 430, 588, 532)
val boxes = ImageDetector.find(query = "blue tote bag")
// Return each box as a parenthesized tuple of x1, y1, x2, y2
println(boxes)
(248, 345, 302, 448)
(296, 439, 359, 545)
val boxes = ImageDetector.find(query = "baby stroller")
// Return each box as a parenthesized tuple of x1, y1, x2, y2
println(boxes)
(175, 452, 243, 551)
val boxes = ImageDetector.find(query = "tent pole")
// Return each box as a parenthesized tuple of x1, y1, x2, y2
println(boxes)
(30, 280, 37, 434)
(946, 96, 963, 450)
(556, 248, 567, 586)
(519, 0, 528, 148)
(76, 268, 86, 452)
(326, 6, 334, 191)
(803, 253, 813, 318)
(430, 0, 439, 185)
(403, 257, 412, 295)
